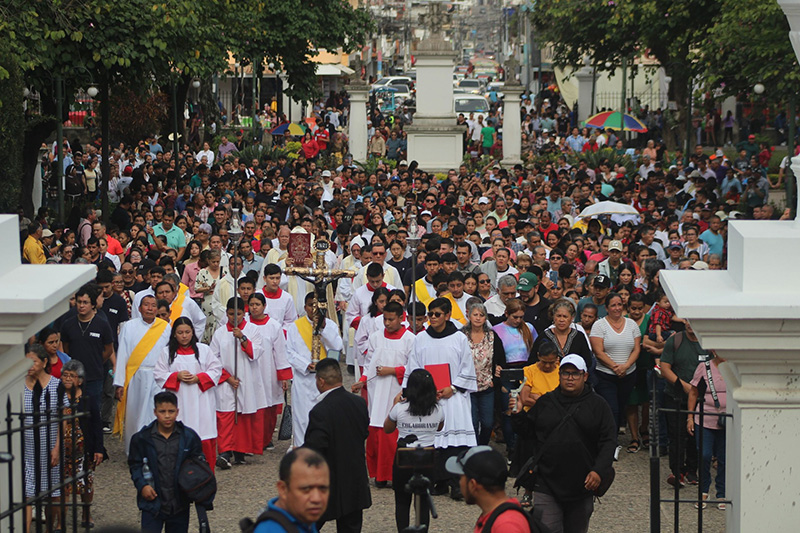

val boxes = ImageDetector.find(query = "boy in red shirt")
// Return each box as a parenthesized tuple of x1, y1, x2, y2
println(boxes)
(446, 446, 536, 532)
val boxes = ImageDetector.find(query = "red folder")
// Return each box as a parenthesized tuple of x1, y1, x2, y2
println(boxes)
(425, 363, 451, 390)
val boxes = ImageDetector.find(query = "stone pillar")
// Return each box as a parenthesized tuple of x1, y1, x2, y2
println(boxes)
(0, 215, 95, 519)
(405, 37, 466, 172)
(501, 84, 524, 167)
(574, 66, 595, 123)
(347, 84, 370, 162)
(661, 218, 800, 532)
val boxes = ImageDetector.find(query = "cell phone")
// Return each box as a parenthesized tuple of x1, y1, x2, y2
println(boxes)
(549, 271, 558, 283)
(499, 368, 525, 384)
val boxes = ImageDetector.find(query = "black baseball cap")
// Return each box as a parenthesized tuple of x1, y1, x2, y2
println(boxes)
(445, 446, 508, 487)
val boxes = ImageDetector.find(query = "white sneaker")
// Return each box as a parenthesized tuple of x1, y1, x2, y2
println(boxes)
(614, 445, 622, 461)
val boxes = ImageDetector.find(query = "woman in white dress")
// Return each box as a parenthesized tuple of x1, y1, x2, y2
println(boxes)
(154, 316, 222, 470)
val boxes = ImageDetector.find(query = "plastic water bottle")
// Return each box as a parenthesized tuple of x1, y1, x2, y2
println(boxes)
(142, 457, 154, 485)
(510, 390, 519, 414)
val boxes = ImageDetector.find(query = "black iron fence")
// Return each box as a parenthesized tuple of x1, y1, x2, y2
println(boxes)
(1, 393, 91, 533)
(649, 365, 732, 532)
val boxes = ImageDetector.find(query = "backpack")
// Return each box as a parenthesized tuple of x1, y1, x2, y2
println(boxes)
(239, 509, 299, 533)
(480, 502, 543, 533)
(178, 455, 217, 506)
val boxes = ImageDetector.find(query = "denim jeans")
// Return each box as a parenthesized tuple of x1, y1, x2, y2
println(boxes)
(470, 388, 494, 446)
(696, 425, 726, 497)
(141, 507, 190, 533)
(594, 371, 636, 430)
(84, 379, 104, 419)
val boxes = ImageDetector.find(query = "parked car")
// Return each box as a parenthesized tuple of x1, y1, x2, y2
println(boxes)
(454, 94, 490, 122)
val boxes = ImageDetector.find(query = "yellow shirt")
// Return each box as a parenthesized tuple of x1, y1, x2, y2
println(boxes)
(522, 363, 560, 411)
(23, 235, 46, 264)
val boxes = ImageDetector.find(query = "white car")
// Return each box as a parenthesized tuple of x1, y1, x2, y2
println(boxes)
(372, 76, 413, 91)
(454, 94, 490, 122)
(457, 78, 484, 94)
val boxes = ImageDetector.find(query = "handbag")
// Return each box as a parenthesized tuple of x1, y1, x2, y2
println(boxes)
(277, 391, 293, 441)
(704, 360, 725, 429)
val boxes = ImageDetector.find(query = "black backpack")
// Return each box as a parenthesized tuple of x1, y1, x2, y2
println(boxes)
(239, 509, 299, 533)
(481, 501, 542, 533)
(178, 455, 217, 506)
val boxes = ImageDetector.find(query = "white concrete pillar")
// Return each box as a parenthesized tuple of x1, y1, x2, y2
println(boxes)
(348, 84, 370, 163)
(501, 84, 524, 167)
(574, 66, 595, 123)
(660, 219, 800, 533)
(0, 215, 94, 520)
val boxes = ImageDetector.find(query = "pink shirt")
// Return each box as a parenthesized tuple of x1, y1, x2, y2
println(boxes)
(690, 361, 727, 429)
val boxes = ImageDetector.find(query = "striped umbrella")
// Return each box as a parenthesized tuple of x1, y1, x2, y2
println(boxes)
(583, 111, 648, 133)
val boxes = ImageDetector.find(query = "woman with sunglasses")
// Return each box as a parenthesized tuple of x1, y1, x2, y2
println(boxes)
(476, 272, 494, 302)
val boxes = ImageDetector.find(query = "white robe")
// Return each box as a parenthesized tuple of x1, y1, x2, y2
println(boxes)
(337, 255, 362, 366)
(210, 273, 246, 323)
(346, 283, 397, 327)
(114, 317, 171, 453)
(404, 326, 478, 448)
(171, 295, 207, 339)
(209, 321, 266, 414)
(354, 314, 385, 371)
(259, 288, 298, 329)
(153, 343, 221, 440)
(286, 317, 343, 447)
(365, 328, 414, 427)
(248, 316, 291, 407)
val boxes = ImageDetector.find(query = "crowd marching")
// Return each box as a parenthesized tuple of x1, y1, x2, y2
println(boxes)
(17, 87, 754, 532)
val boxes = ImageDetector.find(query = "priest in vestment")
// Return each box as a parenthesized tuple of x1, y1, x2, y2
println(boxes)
(286, 292, 344, 448)
(113, 295, 172, 453)
(156, 279, 206, 339)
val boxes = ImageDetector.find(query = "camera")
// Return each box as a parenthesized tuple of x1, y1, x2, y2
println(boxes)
(396, 444, 436, 470)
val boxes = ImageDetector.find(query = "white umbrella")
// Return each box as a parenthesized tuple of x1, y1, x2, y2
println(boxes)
(576, 201, 639, 219)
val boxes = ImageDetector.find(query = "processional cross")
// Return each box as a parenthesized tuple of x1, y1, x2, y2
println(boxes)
(285, 240, 356, 366)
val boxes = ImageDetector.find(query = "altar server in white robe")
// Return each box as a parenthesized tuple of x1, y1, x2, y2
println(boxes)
(352, 302, 413, 484)
(353, 287, 391, 378)
(286, 292, 344, 448)
(113, 295, 172, 453)
(403, 296, 477, 495)
(154, 316, 221, 470)
(260, 263, 298, 330)
(211, 255, 246, 324)
(210, 297, 266, 469)
(247, 293, 293, 449)
(352, 241, 403, 290)
(155, 280, 206, 338)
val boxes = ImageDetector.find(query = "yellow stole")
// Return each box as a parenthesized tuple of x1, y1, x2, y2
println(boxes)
(295, 317, 327, 360)
(113, 318, 169, 436)
(414, 278, 434, 307)
(445, 294, 467, 325)
(168, 284, 188, 323)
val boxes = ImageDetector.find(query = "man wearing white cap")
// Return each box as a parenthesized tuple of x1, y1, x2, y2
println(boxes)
(320, 169, 334, 202)
(510, 354, 616, 533)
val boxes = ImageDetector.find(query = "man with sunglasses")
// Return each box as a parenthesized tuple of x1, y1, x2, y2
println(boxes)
(510, 355, 616, 533)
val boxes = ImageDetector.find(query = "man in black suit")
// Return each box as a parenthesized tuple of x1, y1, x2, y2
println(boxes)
(304, 358, 371, 532)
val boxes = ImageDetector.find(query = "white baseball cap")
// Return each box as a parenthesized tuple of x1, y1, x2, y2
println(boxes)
(478, 197, 490, 205)
(560, 354, 587, 372)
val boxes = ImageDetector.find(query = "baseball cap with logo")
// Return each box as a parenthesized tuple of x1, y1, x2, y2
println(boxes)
(593, 274, 611, 289)
(668, 240, 683, 250)
(608, 240, 623, 252)
(478, 197, 490, 205)
(516, 272, 539, 292)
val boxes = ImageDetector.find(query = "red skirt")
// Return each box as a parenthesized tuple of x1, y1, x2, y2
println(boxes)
(366, 426, 397, 482)
(201, 439, 217, 473)
(216, 410, 265, 455)
(262, 405, 279, 446)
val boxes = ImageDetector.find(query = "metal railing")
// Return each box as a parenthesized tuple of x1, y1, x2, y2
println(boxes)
(0, 392, 91, 533)
(649, 367, 732, 532)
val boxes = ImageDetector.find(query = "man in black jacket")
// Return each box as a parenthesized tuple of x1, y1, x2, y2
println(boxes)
(510, 354, 616, 533)
(128, 391, 204, 533)
(304, 358, 371, 532)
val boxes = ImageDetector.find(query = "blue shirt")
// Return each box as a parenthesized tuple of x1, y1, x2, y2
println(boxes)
(699, 229, 724, 258)
(254, 498, 318, 533)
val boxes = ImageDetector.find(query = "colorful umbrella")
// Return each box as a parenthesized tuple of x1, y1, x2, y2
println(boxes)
(271, 122, 305, 136)
(583, 111, 648, 133)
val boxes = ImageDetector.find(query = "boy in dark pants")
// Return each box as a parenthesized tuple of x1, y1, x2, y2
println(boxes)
(129, 391, 204, 533)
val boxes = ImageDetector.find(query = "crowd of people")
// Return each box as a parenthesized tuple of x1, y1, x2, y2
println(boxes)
(16, 83, 758, 532)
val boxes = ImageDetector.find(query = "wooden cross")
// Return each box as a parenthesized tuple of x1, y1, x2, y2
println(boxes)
(284, 240, 356, 364)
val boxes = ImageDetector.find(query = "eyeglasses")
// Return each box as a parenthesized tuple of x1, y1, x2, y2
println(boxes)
(427, 311, 444, 318)
(121, 269, 135, 274)
(478, 279, 491, 284)
(559, 370, 585, 380)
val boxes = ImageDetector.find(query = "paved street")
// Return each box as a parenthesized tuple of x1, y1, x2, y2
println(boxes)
(90, 365, 726, 532)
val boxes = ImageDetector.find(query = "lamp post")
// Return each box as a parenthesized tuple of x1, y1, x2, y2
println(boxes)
(228, 208, 244, 422)
(55, 76, 65, 223)
(407, 213, 421, 332)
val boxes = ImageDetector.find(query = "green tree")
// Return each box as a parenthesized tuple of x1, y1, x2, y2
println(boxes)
(0, 40, 24, 214)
